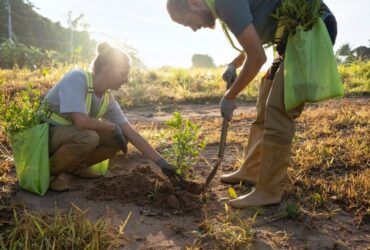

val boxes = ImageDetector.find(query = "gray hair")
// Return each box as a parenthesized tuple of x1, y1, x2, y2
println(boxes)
(167, 0, 190, 18)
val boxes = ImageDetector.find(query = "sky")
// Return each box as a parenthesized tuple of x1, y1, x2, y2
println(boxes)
(29, 0, 370, 68)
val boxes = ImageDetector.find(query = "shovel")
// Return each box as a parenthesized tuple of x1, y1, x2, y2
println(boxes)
(166, 78, 233, 195)
(201, 77, 233, 193)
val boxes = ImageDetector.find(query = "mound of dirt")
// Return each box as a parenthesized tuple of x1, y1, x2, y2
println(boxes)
(86, 165, 203, 213)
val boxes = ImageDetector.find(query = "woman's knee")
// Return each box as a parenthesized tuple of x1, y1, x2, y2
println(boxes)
(79, 130, 100, 151)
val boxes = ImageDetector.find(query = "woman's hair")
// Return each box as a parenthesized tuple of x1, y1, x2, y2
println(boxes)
(91, 42, 131, 74)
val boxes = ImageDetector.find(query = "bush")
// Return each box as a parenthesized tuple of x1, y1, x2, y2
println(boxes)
(160, 112, 206, 178)
(0, 41, 85, 69)
(0, 86, 43, 133)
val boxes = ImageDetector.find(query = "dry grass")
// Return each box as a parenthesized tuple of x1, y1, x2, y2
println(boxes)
(195, 204, 255, 249)
(0, 204, 127, 249)
(290, 101, 370, 225)
(0, 64, 369, 247)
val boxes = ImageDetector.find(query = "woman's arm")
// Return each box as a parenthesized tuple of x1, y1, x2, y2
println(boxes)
(120, 122, 178, 176)
(120, 122, 162, 162)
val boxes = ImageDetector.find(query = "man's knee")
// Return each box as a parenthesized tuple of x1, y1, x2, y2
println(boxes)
(264, 104, 295, 144)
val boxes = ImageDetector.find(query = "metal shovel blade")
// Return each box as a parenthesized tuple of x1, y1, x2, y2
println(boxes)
(202, 116, 229, 192)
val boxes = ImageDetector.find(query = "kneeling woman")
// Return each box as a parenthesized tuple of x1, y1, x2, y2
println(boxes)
(42, 42, 175, 191)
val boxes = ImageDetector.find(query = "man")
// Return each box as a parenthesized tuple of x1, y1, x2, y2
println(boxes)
(167, 0, 337, 208)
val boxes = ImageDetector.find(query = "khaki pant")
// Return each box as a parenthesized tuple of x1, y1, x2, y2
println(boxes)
(48, 126, 120, 176)
(241, 62, 305, 174)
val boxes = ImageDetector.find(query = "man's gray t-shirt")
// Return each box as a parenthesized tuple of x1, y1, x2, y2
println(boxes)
(42, 69, 128, 126)
(214, 0, 331, 45)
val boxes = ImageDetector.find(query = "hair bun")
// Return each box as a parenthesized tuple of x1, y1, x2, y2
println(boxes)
(97, 42, 111, 54)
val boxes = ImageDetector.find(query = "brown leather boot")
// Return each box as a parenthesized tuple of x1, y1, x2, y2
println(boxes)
(228, 141, 290, 208)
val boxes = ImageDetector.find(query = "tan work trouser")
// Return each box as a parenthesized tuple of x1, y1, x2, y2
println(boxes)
(241, 62, 305, 180)
(48, 126, 120, 176)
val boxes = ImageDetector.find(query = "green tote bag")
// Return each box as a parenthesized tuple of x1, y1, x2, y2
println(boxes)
(284, 18, 344, 111)
(9, 123, 50, 196)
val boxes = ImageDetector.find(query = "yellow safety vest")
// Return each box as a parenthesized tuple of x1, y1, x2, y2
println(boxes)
(45, 71, 110, 126)
(204, 0, 285, 52)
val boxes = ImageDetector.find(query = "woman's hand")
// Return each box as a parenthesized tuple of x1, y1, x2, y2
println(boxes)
(112, 125, 128, 154)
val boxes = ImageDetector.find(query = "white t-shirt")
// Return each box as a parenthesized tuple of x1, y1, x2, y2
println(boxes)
(42, 69, 128, 126)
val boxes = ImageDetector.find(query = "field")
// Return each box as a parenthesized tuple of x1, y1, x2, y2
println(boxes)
(0, 62, 369, 249)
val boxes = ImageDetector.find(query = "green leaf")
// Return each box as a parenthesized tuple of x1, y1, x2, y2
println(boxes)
(228, 187, 238, 199)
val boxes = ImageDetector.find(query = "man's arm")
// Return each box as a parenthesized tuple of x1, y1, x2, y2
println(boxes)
(230, 52, 246, 68)
(225, 23, 266, 99)
(222, 52, 246, 83)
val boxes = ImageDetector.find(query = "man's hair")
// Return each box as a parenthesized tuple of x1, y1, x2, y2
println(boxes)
(167, 0, 190, 18)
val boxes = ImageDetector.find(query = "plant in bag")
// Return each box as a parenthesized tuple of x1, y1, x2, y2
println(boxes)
(271, 0, 321, 35)
(0, 87, 50, 196)
(160, 112, 206, 179)
(272, 0, 343, 111)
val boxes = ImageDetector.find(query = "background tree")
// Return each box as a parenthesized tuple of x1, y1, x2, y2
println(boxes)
(191, 54, 215, 68)
(352, 46, 370, 61)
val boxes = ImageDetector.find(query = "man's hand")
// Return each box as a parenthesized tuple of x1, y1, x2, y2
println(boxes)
(112, 125, 128, 154)
(220, 96, 237, 121)
(222, 64, 237, 84)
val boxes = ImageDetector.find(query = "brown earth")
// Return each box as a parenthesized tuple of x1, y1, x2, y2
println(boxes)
(2, 100, 370, 249)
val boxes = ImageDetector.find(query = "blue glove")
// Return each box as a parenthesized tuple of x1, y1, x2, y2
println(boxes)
(220, 96, 237, 121)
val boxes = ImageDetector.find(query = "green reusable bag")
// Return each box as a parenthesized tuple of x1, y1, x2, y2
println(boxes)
(9, 123, 50, 196)
(89, 159, 109, 176)
(284, 18, 344, 111)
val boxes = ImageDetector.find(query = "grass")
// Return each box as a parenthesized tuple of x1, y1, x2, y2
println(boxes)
(0, 205, 127, 249)
(0, 62, 368, 108)
(195, 203, 255, 249)
(0, 62, 369, 247)
(116, 67, 260, 107)
(338, 61, 370, 95)
(290, 102, 370, 225)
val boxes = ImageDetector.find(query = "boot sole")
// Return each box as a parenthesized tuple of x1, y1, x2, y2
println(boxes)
(220, 179, 256, 185)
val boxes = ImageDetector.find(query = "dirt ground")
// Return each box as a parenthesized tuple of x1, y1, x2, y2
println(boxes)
(7, 100, 370, 249)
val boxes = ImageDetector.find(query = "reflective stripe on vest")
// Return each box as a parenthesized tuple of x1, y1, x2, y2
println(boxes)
(47, 71, 110, 125)
(204, 0, 285, 52)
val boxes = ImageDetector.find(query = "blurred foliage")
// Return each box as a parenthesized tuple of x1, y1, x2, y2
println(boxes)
(0, 0, 95, 62)
(192, 54, 215, 68)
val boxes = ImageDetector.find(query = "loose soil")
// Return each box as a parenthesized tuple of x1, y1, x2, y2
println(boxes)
(2, 100, 369, 249)
(87, 165, 203, 213)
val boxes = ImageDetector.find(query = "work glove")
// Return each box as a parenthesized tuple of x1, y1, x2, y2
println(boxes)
(155, 158, 190, 189)
(222, 64, 237, 84)
(220, 96, 237, 121)
(112, 125, 128, 154)
(155, 158, 177, 177)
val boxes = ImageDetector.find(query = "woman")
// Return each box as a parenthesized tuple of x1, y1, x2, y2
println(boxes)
(42, 42, 176, 191)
